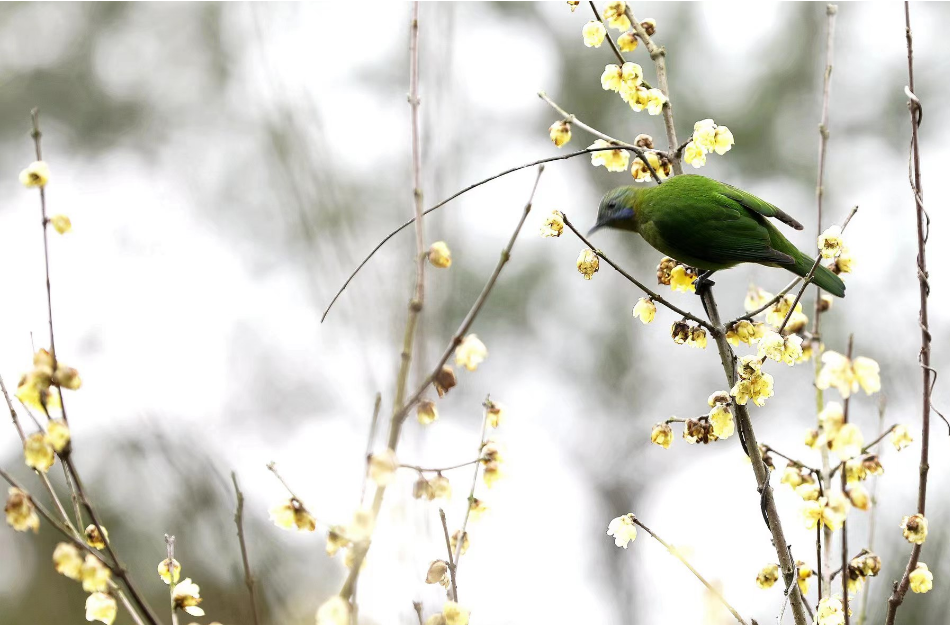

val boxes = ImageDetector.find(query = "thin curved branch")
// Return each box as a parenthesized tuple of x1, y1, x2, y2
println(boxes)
(561, 214, 713, 330)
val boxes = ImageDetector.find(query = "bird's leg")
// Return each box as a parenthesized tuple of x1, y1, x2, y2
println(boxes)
(693, 269, 717, 294)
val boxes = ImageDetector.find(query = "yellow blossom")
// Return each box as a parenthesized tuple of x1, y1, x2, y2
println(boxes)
(901, 513, 927, 544)
(830, 423, 863, 460)
(683, 141, 706, 168)
(756, 563, 779, 589)
(426, 560, 450, 586)
(5, 487, 39, 533)
(797, 562, 813, 595)
(23, 432, 55, 473)
(758, 330, 785, 362)
(834, 246, 855, 273)
(173, 578, 205, 616)
(589, 139, 630, 172)
(582, 20, 607, 47)
(417, 400, 438, 425)
(540, 210, 564, 237)
(631, 152, 669, 182)
(576, 249, 600, 280)
(567, 0, 580, 11)
(781, 465, 805, 488)
(368, 449, 399, 486)
(890, 424, 913, 451)
(910, 563, 933, 594)
(85, 524, 109, 549)
(548, 120, 571, 148)
(316, 596, 350, 625)
(443, 601, 470, 625)
(645, 88, 668, 116)
(709, 403, 734, 439)
(46, 418, 70, 452)
(784, 310, 809, 334)
(469, 497, 488, 520)
(428, 241, 452, 268)
(818, 225, 844, 259)
(431, 475, 452, 499)
(622, 85, 651, 112)
(606, 513, 638, 548)
(650, 422, 673, 448)
(731, 371, 774, 407)
(687, 326, 707, 349)
(602, 1, 631, 30)
(81, 553, 112, 592)
(744, 285, 773, 312)
(632, 298, 656, 324)
(796, 482, 820, 501)
(803, 493, 850, 531)
(816, 595, 846, 625)
(847, 484, 870, 510)
(451, 530, 469, 555)
(818, 401, 844, 442)
(326, 525, 350, 556)
(656, 257, 677, 285)
(485, 400, 505, 428)
(844, 459, 867, 483)
(455, 334, 487, 371)
(669, 264, 697, 292)
(804, 428, 822, 449)
(601, 64, 623, 92)
(766, 294, 803, 328)
(52, 542, 84, 579)
(269, 498, 316, 532)
(158, 557, 181, 585)
(863, 454, 883, 475)
(726, 320, 757, 346)
(692, 119, 717, 152)
(85, 592, 117, 625)
(617, 31, 638, 52)
(20, 161, 51, 188)
(50, 214, 72, 235)
(713, 126, 735, 154)
(852, 357, 881, 394)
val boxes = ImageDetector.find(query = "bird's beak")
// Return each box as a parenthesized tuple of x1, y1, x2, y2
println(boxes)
(586, 222, 605, 237)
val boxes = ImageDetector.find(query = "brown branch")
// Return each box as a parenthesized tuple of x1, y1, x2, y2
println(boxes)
(340, 165, 545, 599)
(760, 444, 820, 475)
(631, 516, 749, 625)
(700, 286, 809, 625)
(231, 472, 261, 625)
(588, 2, 625, 66)
(624, 6, 681, 174)
(438, 508, 459, 603)
(885, 5, 932, 621)
(561, 214, 713, 330)
(537, 91, 663, 183)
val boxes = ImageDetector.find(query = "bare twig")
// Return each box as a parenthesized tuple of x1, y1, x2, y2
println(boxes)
(885, 6, 933, 622)
(166, 535, 180, 625)
(400, 459, 481, 473)
(631, 517, 749, 625)
(231, 472, 261, 625)
(340, 165, 545, 599)
(857, 398, 886, 625)
(438, 508, 459, 602)
(840, 336, 853, 624)
(561, 214, 713, 330)
(760, 445, 820, 475)
(360, 393, 382, 506)
(452, 409, 490, 568)
(624, 6, 681, 174)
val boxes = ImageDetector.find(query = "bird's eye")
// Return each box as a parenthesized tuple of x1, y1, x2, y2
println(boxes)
(607, 201, 617, 211)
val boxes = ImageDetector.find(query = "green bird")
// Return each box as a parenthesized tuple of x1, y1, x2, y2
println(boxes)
(589, 175, 845, 297)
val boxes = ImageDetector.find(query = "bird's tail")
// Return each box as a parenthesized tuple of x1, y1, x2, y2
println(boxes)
(793, 252, 846, 298)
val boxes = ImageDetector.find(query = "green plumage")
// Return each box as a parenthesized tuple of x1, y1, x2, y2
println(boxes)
(591, 175, 845, 297)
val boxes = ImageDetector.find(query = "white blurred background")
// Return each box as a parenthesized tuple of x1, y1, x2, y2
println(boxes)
(0, 2, 947, 624)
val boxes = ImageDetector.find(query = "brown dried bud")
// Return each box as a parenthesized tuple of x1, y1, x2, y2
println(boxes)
(450, 530, 470, 556)
(412, 476, 435, 500)
(855, 551, 882, 577)
(818, 294, 834, 313)
(670, 320, 690, 345)
(425, 559, 449, 585)
(634, 134, 654, 149)
(657, 256, 677, 285)
(434, 365, 457, 397)
(640, 18, 657, 36)
(683, 418, 717, 445)
(862, 454, 884, 476)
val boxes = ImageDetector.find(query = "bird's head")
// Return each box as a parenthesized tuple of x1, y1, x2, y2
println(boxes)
(588, 186, 641, 236)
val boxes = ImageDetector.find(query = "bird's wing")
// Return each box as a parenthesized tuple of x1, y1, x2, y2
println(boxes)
(718, 183, 804, 231)
(644, 190, 795, 266)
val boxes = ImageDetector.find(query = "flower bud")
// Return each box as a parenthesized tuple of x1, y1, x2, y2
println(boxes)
(670, 320, 690, 345)
(428, 241, 452, 268)
(434, 365, 457, 397)
(650, 422, 673, 448)
(640, 18, 657, 36)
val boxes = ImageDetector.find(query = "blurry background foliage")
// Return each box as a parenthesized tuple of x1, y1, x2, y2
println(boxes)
(1, 2, 948, 624)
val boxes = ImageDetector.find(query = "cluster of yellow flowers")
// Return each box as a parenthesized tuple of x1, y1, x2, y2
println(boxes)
(19, 161, 72, 232)
(540, 210, 565, 238)
(5, 487, 39, 533)
(818, 225, 855, 275)
(802, 492, 850, 532)
(600, 62, 668, 116)
(816, 350, 881, 398)
(16, 348, 81, 414)
(581, 2, 656, 52)
(418, 600, 470, 625)
(815, 594, 848, 625)
(669, 319, 706, 349)
(682, 119, 735, 169)
(730, 356, 774, 407)
(576, 248, 600, 279)
(650, 392, 734, 449)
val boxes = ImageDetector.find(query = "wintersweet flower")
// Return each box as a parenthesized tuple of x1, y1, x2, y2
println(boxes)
(417, 400, 438, 425)
(443, 601, 470, 625)
(81, 554, 112, 592)
(548, 120, 571, 147)
(577, 249, 600, 280)
(20, 161, 50, 188)
(847, 484, 870, 510)
(692, 119, 717, 152)
(85, 592, 117, 625)
(602, 1, 631, 31)
(51, 214, 72, 234)
(709, 403, 734, 439)
(651, 422, 673, 448)
(797, 561, 813, 595)
(818, 225, 844, 259)
(890, 424, 913, 451)
(541, 211, 564, 237)
(803, 493, 850, 531)
(582, 20, 607, 47)
(687, 326, 707, 349)
(744, 285, 773, 312)
(368, 449, 399, 486)
(683, 142, 706, 168)
(5, 487, 39, 533)
(23, 432, 55, 473)
(426, 560, 450, 586)
(617, 31, 638, 51)
(172, 578, 205, 616)
(53, 542, 84, 580)
(670, 320, 689, 345)
(589, 140, 630, 172)
(428, 241, 452, 268)
(85, 524, 109, 549)
(46, 418, 70, 452)
(455, 334, 487, 371)
(669, 264, 697, 292)
(645, 88, 667, 115)
(606, 513, 638, 548)
(815, 595, 846, 625)
(269, 498, 316, 532)
(713, 126, 735, 154)
(829, 423, 863, 460)
(756, 563, 779, 589)
(910, 563, 933, 593)
(632, 298, 656, 324)
(601, 64, 623, 92)
(158, 557, 181, 584)
(451, 530, 469, 555)
(316, 596, 351, 625)
(901, 513, 928, 544)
